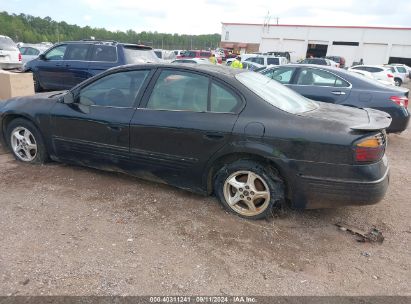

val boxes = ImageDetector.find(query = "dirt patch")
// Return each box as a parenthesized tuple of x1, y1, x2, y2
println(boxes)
(0, 126, 410, 296)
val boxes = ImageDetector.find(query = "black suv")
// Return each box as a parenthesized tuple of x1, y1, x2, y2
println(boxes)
(24, 40, 159, 91)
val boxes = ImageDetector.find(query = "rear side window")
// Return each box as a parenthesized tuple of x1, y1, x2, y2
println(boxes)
(397, 67, 407, 73)
(79, 70, 150, 108)
(65, 44, 90, 61)
(210, 82, 241, 113)
(200, 52, 211, 57)
(0, 36, 18, 51)
(45, 45, 67, 61)
(247, 57, 264, 65)
(267, 58, 280, 65)
(123, 46, 160, 63)
(367, 67, 383, 73)
(91, 45, 117, 62)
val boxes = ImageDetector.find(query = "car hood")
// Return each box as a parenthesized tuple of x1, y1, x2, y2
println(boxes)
(300, 101, 392, 131)
(0, 91, 66, 112)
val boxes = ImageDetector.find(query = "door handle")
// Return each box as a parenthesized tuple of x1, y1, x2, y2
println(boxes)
(331, 91, 346, 95)
(204, 133, 224, 140)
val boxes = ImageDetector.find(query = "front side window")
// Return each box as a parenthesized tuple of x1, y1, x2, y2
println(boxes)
(236, 72, 317, 114)
(147, 70, 208, 112)
(78, 70, 149, 108)
(45, 45, 67, 61)
(262, 67, 295, 84)
(297, 68, 349, 87)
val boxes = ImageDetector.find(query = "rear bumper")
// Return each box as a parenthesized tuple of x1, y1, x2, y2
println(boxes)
(298, 167, 389, 209)
(283, 156, 389, 209)
(0, 62, 23, 70)
(379, 107, 410, 133)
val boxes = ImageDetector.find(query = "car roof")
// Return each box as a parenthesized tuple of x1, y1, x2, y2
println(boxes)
(58, 40, 153, 50)
(110, 63, 244, 77)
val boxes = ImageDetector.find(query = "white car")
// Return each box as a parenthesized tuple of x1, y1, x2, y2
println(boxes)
(19, 44, 49, 66)
(386, 65, 410, 86)
(391, 64, 411, 77)
(0, 35, 22, 70)
(348, 65, 395, 86)
(244, 55, 288, 67)
(349, 69, 394, 86)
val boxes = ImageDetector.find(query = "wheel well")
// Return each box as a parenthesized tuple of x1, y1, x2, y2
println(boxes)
(2, 115, 36, 144)
(206, 153, 290, 197)
(394, 77, 402, 82)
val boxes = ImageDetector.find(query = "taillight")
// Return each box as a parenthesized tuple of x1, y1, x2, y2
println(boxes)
(18, 53, 22, 61)
(387, 73, 394, 78)
(354, 133, 386, 163)
(390, 96, 408, 108)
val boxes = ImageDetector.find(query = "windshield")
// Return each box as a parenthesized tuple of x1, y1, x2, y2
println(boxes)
(123, 47, 160, 63)
(0, 36, 18, 51)
(236, 72, 318, 114)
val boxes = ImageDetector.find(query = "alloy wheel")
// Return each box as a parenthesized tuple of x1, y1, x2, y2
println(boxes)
(223, 170, 271, 217)
(10, 127, 38, 162)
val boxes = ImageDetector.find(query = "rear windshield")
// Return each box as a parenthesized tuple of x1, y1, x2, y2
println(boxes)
(0, 36, 18, 51)
(123, 47, 160, 64)
(236, 72, 317, 114)
(397, 67, 407, 73)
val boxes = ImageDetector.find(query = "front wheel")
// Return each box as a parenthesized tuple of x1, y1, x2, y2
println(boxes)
(214, 160, 284, 220)
(6, 118, 48, 164)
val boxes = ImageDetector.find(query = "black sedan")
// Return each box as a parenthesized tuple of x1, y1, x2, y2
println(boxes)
(260, 64, 410, 133)
(0, 64, 391, 220)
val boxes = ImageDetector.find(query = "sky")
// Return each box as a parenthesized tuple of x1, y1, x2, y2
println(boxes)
(1, 0, 411, 35)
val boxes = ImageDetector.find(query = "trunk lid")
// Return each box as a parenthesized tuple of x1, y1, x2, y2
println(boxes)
(300, 101, 392, 131)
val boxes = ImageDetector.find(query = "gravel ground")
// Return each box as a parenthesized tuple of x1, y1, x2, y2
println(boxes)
(0, 86, 410, 296)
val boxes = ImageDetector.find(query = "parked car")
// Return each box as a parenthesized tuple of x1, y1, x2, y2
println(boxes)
(177, 50, 222, 64)
(349, 69, 394, 86)
(0, 64, 391, 219)
(19, 44, 49, 66)
(348, 65, 395, 86)
(325, 56, 346, 68)
(300, 58, 337, 67)
(244, 55, 288, 67)
(171, 58, 212, 64)
(260, 64, 409, 133)
(241, 61, 264, 71)
(24, 40, 159, 92)
(391, 64, 411, 78)
(154, 49, 176, 62)
(386, 65, 410, 87)
(0, 35, 22, 70)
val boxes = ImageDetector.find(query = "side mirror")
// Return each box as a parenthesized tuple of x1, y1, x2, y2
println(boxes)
(38, 54, 46, 60)
(63, 91, 75, 104)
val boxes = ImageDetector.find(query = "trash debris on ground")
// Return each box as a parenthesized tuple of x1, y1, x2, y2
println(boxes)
(335, 223, 384, 243)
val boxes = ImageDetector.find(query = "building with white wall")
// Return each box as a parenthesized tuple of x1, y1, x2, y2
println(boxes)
(220, 23, 411, 66)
